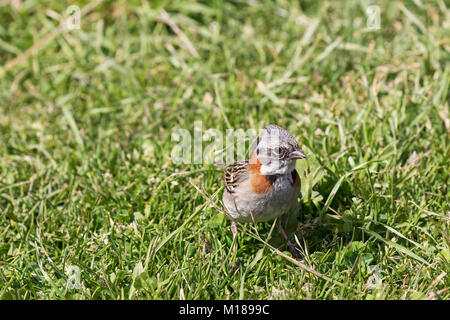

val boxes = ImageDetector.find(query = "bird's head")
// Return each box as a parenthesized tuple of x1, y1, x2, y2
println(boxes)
(250, 124, 307, 175)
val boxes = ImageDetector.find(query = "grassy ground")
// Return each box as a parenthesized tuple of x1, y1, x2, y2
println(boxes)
(0, 0, 449, 300)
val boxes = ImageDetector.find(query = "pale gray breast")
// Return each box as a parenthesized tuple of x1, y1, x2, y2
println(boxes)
(223, 174, 298, 223)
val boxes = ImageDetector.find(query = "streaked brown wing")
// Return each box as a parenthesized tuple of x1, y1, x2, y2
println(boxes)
(221, 161, 249, 193)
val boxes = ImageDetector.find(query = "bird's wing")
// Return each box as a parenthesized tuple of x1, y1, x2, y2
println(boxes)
(220, 160, 249, 193)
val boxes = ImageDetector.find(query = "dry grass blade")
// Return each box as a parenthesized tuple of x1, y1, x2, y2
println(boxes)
(189, 179, 234, 221)
(158, 9, 200, 58)
(269, 247, 344, 287)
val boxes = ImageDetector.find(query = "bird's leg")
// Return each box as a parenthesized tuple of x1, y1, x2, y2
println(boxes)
(277, 217, 301, 260)
(230, 219, 238, 256)
(231, 220, 238, 246)
(229, 219, 239, 273)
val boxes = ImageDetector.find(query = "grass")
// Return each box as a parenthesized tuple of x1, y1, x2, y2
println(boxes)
(0, 0, 449, 300)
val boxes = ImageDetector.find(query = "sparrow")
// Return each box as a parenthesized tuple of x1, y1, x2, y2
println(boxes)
(217, 124, 307, 254)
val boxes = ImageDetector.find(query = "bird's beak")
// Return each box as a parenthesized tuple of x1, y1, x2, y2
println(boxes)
(289, 150, 307, 160)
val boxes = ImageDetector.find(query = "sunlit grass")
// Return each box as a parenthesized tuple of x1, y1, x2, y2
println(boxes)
(0, 0, 448, 299)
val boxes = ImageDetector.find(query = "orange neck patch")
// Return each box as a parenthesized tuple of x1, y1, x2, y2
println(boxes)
(249, 153, 274, 194)
(249, 153, 261, 174)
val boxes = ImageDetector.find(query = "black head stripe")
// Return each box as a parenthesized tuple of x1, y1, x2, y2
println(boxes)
(268, 175, 278, 184)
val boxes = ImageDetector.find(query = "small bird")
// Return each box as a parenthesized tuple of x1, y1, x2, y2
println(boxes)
(217, 124, 307, 254)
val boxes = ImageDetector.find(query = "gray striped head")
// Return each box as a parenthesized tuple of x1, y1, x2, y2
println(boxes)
(251, 125, 306, 175)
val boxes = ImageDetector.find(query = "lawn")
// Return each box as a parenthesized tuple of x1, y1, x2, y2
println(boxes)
(0, 0, 449, 299)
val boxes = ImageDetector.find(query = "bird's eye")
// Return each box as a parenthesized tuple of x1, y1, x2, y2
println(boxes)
(272, 147, 281, 156)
